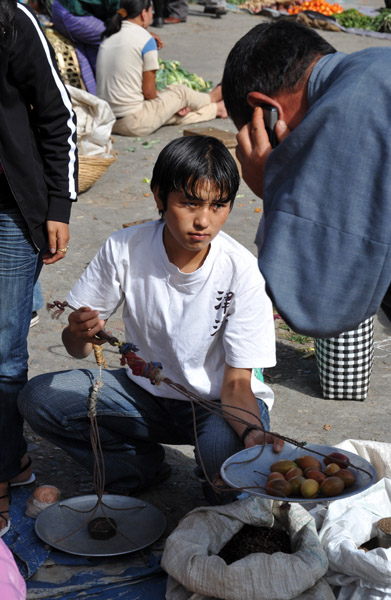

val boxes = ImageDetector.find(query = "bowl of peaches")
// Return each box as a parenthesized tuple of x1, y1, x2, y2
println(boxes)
(220, 442, 377, 503)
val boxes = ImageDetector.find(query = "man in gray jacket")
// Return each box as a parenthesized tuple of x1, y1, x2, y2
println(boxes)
(222, 20, 391, 338)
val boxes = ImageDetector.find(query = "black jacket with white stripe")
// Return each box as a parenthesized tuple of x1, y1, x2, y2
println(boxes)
(0, 3, 78, 250)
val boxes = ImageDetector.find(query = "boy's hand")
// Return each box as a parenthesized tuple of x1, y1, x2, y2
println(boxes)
(236, 106, 290, 198)
(244, 428, 284, 453)
(68, 307, 106, 344)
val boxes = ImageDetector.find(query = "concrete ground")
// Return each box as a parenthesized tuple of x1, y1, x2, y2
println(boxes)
(23, 2, 391, 591)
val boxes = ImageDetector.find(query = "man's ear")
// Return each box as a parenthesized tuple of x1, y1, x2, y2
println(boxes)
(246, 92, 283, 116)
(153, 187, 164, 211)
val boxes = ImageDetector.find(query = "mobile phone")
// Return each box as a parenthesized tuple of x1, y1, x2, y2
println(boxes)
(261, 104, 279, 149)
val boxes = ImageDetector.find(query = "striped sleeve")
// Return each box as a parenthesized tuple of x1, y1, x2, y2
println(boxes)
(16, 3, 78, 205)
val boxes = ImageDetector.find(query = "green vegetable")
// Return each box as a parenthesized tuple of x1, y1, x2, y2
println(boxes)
(334, 8, 391, 31)
(156, 60, 212, 93)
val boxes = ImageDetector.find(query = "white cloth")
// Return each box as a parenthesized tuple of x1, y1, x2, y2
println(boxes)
(67, 220, 276, 407)
(318, 478, 391, 600)
(66, 85, 115, 157)
(96, 21, 159, 118)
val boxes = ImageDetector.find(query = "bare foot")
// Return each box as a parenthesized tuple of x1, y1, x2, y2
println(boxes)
(215, 99, 228, 119)
(209, 83, 223, 103)
(9, 454, 33, 485)
(177, 106, 191, 117)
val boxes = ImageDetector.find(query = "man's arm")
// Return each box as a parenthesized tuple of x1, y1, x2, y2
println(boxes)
(220, 364, 283, 452)
(62, 307, 106, 359)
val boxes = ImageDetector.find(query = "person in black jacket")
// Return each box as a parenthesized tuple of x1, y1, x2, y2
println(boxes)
(0, 0, 78, 537)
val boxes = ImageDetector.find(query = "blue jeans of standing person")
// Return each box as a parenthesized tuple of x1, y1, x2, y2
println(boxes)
(18, 368, 270, 501)
(0, 208, 39, 481)
(32, 279, 44, 313)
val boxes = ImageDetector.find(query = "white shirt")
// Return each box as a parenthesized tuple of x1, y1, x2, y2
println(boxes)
(96, 21, 159, 118)
(67, 221, 276, 408)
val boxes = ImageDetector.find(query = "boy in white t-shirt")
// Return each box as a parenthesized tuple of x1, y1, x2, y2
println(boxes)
(18, 136, 283, 503)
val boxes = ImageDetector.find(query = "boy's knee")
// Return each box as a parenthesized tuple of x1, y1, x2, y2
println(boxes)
(17, 374, 48, 419)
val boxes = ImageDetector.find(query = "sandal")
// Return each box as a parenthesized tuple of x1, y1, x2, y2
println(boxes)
(0, 487, 11, 538)
(10, 456, 36, 487)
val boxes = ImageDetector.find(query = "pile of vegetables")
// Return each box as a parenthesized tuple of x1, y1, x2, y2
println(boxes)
(334, 8, 391, 32)
(237, 0, 391, 30)
(239, 0, 291, 13)
(156, 60, 212, 93)
(287, 0, 343, 15)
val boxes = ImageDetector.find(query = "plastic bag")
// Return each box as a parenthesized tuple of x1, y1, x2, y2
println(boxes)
(335, 439, 391, 480)
(162, 496, 333, 600)
(66, 85, 116, 157)
(319, 477, 391, 599)
(0, 539, 26, 599)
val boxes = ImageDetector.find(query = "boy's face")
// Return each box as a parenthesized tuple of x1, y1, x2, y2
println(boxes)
(154, 181, 231, 270)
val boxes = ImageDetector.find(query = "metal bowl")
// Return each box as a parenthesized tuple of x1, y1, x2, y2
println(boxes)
(220, 442, 377, 503)
(35, 494, 166, 556)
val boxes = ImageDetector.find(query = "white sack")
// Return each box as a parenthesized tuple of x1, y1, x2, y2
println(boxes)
(319, 478, 391, 600)
(162, 496, 333, 600)
(307, 438, 391, 531)
(66, 85, 116, 157)
(165, 575, 334, 600)
(335, 439, 391, 481)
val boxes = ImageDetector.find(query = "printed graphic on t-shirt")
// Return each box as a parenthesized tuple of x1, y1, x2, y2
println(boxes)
(211, 290, 234, 336)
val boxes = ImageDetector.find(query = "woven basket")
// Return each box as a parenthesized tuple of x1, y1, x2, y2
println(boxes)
(44, 26, 86, 90)
(44, 27, 117, 193)
(78, 151, 118, 193)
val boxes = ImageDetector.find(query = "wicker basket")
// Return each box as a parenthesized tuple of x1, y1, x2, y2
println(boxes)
(44, 27, 117, 193)
(78, 152, 118, 193)
(44, 26, 86, 90)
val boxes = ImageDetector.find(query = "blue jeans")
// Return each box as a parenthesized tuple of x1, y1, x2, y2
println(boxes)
(0, 208, 39, 481)
(32, 279, 44, 313)
(18, 368, 270, 499)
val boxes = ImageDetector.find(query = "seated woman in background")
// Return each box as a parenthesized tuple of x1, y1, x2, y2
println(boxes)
(96, 0, 227, 137)
(51, 0, 119, 94)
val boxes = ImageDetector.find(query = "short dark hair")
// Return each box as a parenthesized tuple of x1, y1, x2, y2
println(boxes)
(103, 0, 152, 38)
(150, 136, 240, 216)
(222, 20, 336, 124)
(0, 0, 16, 57)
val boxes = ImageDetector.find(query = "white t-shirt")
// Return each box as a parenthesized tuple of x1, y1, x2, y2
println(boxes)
(96, 21, 159, 118)
(67, 221, 276, 408)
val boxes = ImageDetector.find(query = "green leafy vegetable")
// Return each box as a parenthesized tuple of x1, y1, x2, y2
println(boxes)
(156, 60, 212, 93)
(334, 8, 391, 31)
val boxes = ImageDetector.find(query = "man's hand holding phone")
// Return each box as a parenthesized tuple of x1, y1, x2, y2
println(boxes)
(236, 105, 290, 198)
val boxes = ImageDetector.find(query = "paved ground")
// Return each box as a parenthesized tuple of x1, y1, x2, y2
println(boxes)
(23, 2, 391, 589)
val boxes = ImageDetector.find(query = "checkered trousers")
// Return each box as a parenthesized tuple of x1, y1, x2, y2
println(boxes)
(314, 316, 375, 401)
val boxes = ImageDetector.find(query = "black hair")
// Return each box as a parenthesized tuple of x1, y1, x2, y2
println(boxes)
(150, 136, 240, 217)
(222, 20, 336, 124)
(0, 0, 16, 57)
(103, 0, 152, 38)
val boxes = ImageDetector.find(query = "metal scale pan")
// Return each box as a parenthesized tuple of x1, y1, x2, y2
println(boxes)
(220, 442, 377, 503)
(35, 494, 166, 556)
